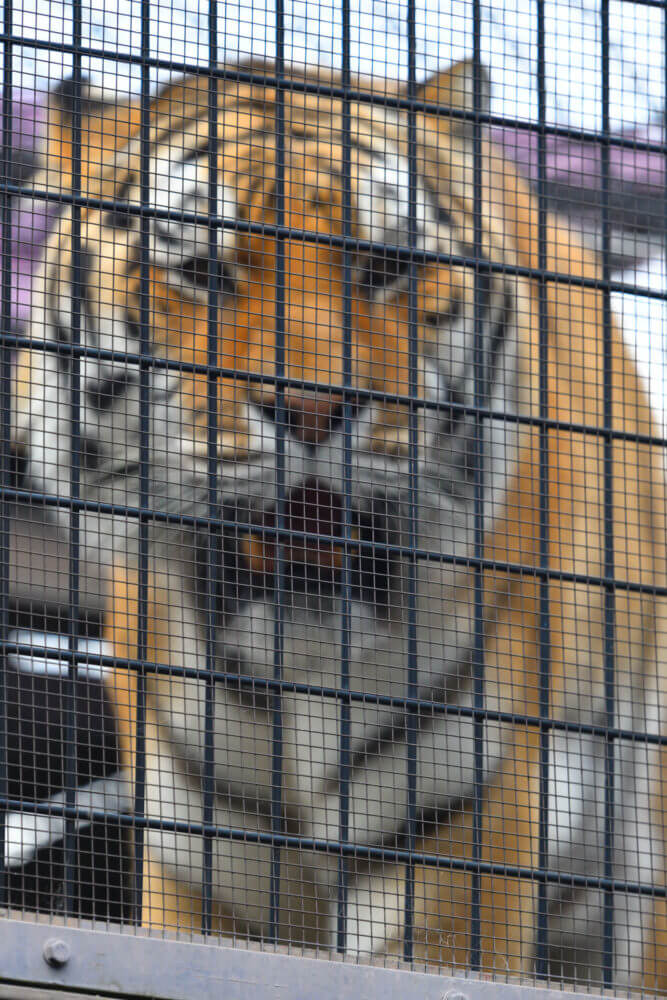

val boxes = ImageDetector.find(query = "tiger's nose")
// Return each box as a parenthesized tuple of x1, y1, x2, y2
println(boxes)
(285, 392, 345, 444)
(261, 391, 345, 444)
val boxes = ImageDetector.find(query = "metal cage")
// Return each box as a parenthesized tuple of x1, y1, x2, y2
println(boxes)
(0, 1, 666, 997)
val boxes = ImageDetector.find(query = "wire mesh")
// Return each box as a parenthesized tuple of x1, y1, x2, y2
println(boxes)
(1, 1, 667, 996)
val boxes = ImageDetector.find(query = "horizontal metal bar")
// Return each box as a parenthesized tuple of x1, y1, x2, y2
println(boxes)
(1, 795, 664, 898)
(9, 182, 667, 302)
(0, 915, 629, 1000)
(9, 331, 667, 451)
(4, 43, 667, 154)
(5, 484, 667, 601)
(4, 638, 666, 748)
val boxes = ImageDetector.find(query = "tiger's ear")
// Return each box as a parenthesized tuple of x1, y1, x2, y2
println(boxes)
(417, 59, 490, 129)
(41, 77, 142, 192)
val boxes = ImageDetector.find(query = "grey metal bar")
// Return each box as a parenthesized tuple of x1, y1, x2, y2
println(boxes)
(0, 0, 12, 908)
(1, 795, 664, 900)
(5, 185, 667, 302)
(0, 915, 628, 1000)
(3, 502, 666, 602)
(201, 0, 222, 938)
(535, 0, 551, 977)
(9, 327, 667, 449)
(270, 9, 287, 942)
(600, 0, 617, 986)
(470, 1, 485, 970)
(133, 0, 152, 927)
(64, 0, 83, 917)
(402, 0, 420, 963)
(336, 0, 353, 955)
(1, 50, 666, 155)
(0, 646, 664, 752)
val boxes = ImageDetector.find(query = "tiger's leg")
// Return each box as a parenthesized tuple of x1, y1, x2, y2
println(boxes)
(637, 743, 667, 992)
(142, 855, 206, 934)
(106, 565, 332, 941)
(642, 898, 667, 993)
(476, 728, 540, 974)
(104, 564, 236, 936)
(343, 727, 539, 973)
(341, 588, 541, 968)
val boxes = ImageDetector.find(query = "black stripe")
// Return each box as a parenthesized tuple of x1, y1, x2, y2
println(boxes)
(103, 177, 136, 229)
(488, 289, 512, 385)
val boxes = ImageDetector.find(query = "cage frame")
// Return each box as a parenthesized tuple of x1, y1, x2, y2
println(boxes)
(0, 0, 666, 994)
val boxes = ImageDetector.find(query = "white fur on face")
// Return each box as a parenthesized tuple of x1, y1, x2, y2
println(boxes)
(148, 137, 238, 299)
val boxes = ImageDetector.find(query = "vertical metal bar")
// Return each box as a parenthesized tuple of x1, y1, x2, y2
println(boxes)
(535, 0, 551, 978)
(134, 0, 152, 928)
(336, 0, 353, 955)
(269, 2, 287, 943)
(402, 0, 419, 964)
(0, 0, 12, 908)
(469, 0, 485, 973)
(202, 0, 221, 937)
(64, 0, 83, 916)
(600, 0, 616, 986)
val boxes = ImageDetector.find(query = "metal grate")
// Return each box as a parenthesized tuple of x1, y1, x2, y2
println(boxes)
(0, 1, 666, 997)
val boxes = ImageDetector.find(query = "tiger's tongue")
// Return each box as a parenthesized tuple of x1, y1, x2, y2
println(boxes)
(241, 480, 350, 574)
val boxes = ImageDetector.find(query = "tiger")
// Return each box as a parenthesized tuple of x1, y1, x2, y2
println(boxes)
(12, 59, 667, 988)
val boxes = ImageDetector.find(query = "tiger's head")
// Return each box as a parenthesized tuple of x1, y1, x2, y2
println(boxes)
(15, 60, 534, 588)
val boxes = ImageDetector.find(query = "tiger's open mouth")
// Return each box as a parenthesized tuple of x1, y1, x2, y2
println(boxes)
(228, 477, 396, 605)
(241, 480, 348, 575)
